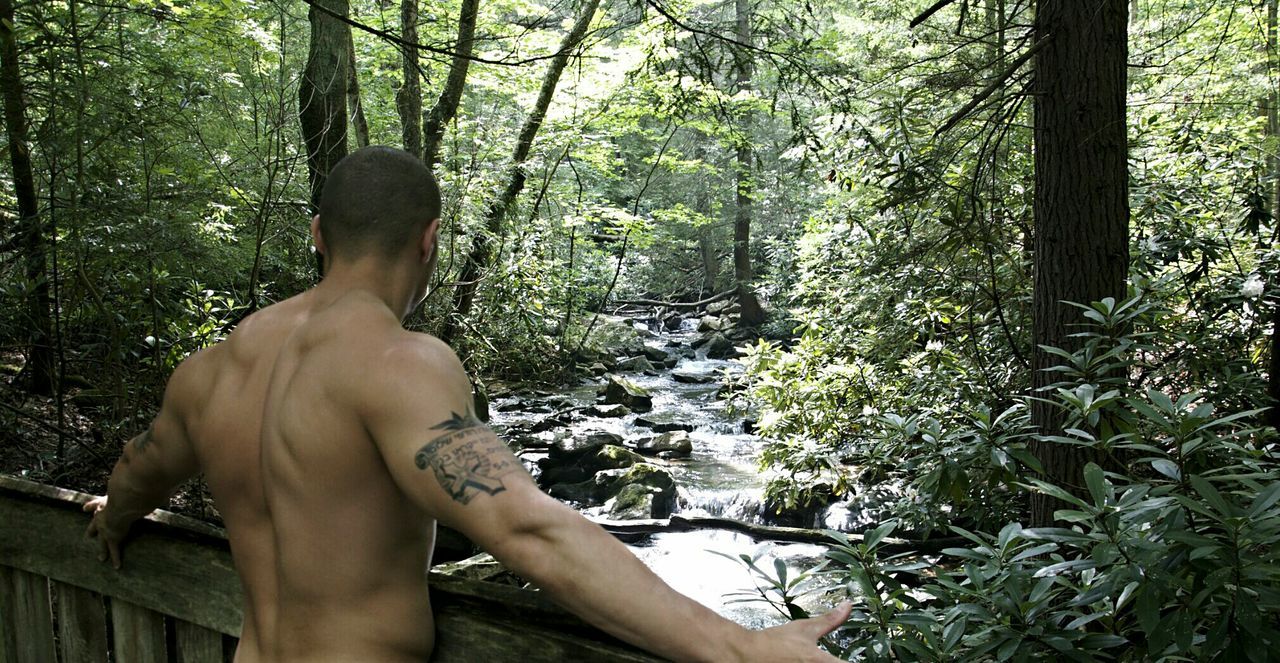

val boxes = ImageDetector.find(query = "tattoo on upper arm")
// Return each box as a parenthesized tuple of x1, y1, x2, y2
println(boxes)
(415, 407, 519, 504)
(132, 426, 155, 452)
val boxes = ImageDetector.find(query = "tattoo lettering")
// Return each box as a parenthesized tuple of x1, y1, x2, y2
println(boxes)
(414, 408, 517, 504)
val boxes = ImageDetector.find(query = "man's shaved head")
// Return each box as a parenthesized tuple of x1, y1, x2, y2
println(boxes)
(318, 146, 441, 261)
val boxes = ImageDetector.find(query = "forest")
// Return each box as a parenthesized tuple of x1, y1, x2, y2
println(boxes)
(1, 0, 1279, 659)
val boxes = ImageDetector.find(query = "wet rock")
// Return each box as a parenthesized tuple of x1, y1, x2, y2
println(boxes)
(583, 403, 630, 418)
(703, 333, 736, 359)
(662, 357, 679, 369)
(547, 462, 675, 506)
(529, 413, 572, 433)
(549, 431, 624, 459)
(539, 444, 642, 486)
(634, 431, 692, 457)
(616, 355, 656, 372)
(672, 370, 715, 384)
(601, 374, 653, 412)
(607, 484, 674, 519)
(707, 299, 732, 316)
(589, 362, 609, 376)
(662, 313, 684, 331)
(496, 401, 526, 413)
(634, 417, 695, 433)
(697, 316, 724, 333)
(742, 418, 758, 434)
(641, 346, 670, 363)
(690, 335, 711, 350)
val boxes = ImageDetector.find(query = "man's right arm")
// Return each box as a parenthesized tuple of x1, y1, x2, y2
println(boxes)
(362, 335, 849, 662)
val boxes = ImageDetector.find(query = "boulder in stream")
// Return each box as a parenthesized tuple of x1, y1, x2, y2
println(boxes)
(601, 374, 653, 412)
(672, 370, 716, 384)
(634, 431, 692, 458)
(615, 356, 656, 372)
(641, 346, 670, 363)
(538, 444, 642, 486)
(582, 403, 630, 418)
(549, 431, 624, 459)
(607, 484, 674, 519)
(546, 462, 675, 505)
(697, 316, 724, 333)
(703, 333, 736, 359)
(634, 417, 695, 433)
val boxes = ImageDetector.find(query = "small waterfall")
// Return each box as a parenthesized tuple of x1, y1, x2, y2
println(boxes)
(677, 487, 766, 523)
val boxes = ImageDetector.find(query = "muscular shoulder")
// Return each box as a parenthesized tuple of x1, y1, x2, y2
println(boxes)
(359, 332, 471, 417)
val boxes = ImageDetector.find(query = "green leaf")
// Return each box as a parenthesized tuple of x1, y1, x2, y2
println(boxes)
(1084, 462, 1106, 505)
(1150, 458, 1181, 480)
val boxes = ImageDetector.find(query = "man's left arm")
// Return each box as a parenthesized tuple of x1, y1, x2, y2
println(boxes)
(85, 361, 201, 568)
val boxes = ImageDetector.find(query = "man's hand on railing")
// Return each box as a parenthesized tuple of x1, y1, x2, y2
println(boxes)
(84, 496, 126, 569)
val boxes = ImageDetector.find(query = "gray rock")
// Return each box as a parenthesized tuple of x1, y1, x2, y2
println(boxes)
(616, 355, 656, 372)
(707, 299, 732, 315)
(672, 370, 715, 384)
(549, 431, 624, 459)
(634, 431, 692, 458)
(589, 362, 609, 376)
(697, 316, 723, 333)
(641, 346, 670, 363)
(548, 462, 675, 506)
(662, 357, 679, 369)
(634, 417, 695, 433)
(583, 403, 630, 418)
(703, 333, 736, 359)
(601, 374, 653, 412)
(607, 484, 674, 519)
(538, 444, 642, 486)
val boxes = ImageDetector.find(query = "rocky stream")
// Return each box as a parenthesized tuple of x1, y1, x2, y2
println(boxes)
(475, 305, 878, 629)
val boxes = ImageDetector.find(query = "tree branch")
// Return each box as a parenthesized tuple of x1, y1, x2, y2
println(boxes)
(934, 35, 1050, 136)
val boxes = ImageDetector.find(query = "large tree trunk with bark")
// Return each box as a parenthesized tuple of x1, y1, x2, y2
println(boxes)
(397, 0, 422, 157)
(1265, 0, 1280, 431)
(299, 0, 350, 212)
(1, 0, 56, 395)
(731, 0, 765, 327)
(423, 0, 480, 167)
(1028, 0, 1130, 526)
(439, 0, 601, 346)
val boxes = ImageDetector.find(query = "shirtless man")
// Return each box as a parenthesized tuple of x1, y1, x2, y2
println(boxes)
(86, 145, 851, 662)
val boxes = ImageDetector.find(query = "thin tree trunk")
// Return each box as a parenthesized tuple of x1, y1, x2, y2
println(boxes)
(698, 227, 717, 295)
(1266, 0, 1280, 430)
(1028, 0, 1130, 526)
(423, 0, 480, 166)
(346, 29, 370, 149)
(439, 0, 601, 346)
(397, 0, 422, 157)
(299, 0, 350, 212)
(1, 0, 56, 395)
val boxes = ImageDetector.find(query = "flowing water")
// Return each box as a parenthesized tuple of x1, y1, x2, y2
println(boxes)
(488, 317, 845, 628)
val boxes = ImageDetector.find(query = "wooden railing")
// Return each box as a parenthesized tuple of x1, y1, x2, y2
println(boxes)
(0, 475, 660, 662)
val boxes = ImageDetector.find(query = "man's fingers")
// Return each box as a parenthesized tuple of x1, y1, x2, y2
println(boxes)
(107, 541, 122, 570)
(802, 601, 852, 639)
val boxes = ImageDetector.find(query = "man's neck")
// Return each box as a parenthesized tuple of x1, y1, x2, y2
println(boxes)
(314, 258, 419, 322)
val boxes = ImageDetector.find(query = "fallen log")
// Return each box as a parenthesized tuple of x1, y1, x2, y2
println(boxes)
(614, 288, 736, 310)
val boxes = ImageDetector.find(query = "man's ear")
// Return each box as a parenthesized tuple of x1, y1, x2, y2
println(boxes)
(421, 218, 441, 263)
(311, 215, 328, 257)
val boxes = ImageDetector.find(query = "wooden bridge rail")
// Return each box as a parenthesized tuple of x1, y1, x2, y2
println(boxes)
(0, 475, 660, 662)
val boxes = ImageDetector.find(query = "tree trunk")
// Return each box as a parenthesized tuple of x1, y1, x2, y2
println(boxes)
(698, 226, 717, 295)
(397, 0, 422, 157)
(422, 0, 480, 167)
(439, 0, 601, 346)
(1, 0, 56, 395)
(299, 0, 350, 212)
(1266, 0, 1280, 431)
(1028, 0, 1130, 526)
(346, 29, 370, 149)
(731, 0, 766, 328)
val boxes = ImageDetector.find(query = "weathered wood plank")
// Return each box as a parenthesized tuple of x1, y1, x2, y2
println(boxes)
(0, 481, 243, 635)
(53, 581, 109, 663)
(111, 599, 168, 663)
(175, 620, 224, 663)
(0, 566, 19, 663)
(10, 568, 55, 663)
